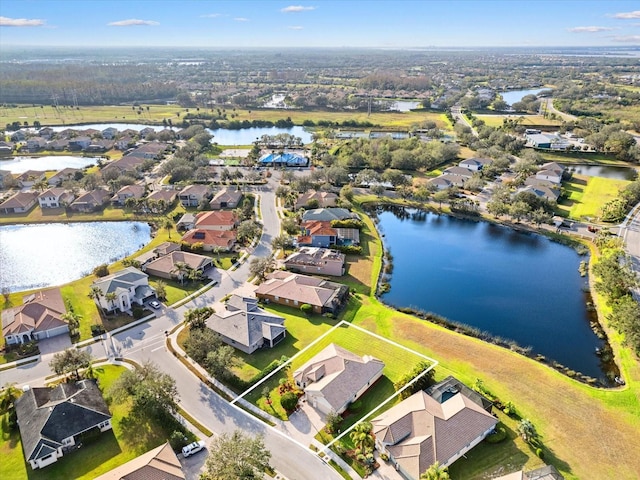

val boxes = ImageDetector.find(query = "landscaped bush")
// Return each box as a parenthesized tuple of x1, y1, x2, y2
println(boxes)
(334, 245, 363, 255)
(300, 303, 313, 315)
(280, 392, 299, 412)
(132, 306, 144, 319)
(348, 399, 363, 412)
(90, 324, 106, 336)
(169, 430, 189, 451)
(93, 264, 109, 277)
(485, 425, 507, 444)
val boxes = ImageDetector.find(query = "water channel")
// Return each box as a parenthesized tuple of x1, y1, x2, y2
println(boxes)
(374, 206, 608, 379)
(0, 221, 151, 293)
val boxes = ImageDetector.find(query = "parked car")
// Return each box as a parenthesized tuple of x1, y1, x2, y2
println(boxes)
(182, 440, 206, 457)
(149, 300, 161, 309)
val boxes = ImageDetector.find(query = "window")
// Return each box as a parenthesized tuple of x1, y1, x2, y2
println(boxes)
(62, 437, 73, 446)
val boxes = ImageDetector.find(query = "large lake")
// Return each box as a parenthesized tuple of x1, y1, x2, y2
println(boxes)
(376, 207, 605, 378)
(0, 155, 99, 174)
(0, 222, 151, 293)
(568, 164, 637, 181)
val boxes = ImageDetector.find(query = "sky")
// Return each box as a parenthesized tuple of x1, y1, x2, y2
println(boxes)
(1, 0, 639, 48)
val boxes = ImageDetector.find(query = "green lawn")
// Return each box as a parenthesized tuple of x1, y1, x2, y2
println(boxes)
(149, 277, 210, 306)
(0, 365, 185, 480)
(559, 175, 631, 221)
(246, 321, 429, 424)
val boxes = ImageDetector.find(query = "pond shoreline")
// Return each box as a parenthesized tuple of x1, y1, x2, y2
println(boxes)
(362, 202, 619, 387)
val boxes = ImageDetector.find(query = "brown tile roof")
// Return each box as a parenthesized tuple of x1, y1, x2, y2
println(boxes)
(94, 442, 185, 480)
(284, 247, 345, 267)
(195, 210, 237, 228)
(372, 388, 497, 476)
(145, 251, 212, 275)
(2, 288, 67, 337)
(302, 220, 337, 237)
(147, 189, 177, 203)
(255, 271, 347, 309)
(0, 191, 38, 209)
(181, 229, 236, 249)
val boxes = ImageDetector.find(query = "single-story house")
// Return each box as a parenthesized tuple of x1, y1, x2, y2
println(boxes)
(48, 168, 80, 187)
(15, 170, 46, 188)
(91, 267, 156, 313)
(135, 241, 181, 267)
(206, 295, 286, 354)
(297, 221, 359, 248)
(294, 190, 338, 210)
(94, 442, 185, 480)
(176, 212, 197, 231)
(126, 142, 169, 160)
(0, 142, 15, 155)
(15, 380, 112, 470)
(194, 210, 238, 231)
(143, 250, 213, 281)
(535, 162, 565, 184)
(111, 184, 146, 205)
(426, 176, 454, 190)
(100, 155, 146, 177)
(372, 376, 497, 480)
(38, 188, 75, 208)
(302, 208, 359, 223)
(47, 139, 70, 151)
(518, 184, 560, 202)
(180, 229, 237, 251)
(2, 288, 69, 345)
(283, 247, 346, 276)
(210, 188, 242, 210)
(442, 166, 475, 180)
(178, 184, 211, 207)
(293, 343, 385, 415)
(11, 130, 26, 142)
(86, 139, 114, 153)
(459, 157, 493, 171)
(69, 189, 111, 212)
(526, 133, 555, 149)
(115, 136, 136, 150)
(255, 271, 349, 315)
(0, 191, 38, 214)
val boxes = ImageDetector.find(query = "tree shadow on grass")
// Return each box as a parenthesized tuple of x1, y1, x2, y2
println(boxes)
(117, 414, 161, 453)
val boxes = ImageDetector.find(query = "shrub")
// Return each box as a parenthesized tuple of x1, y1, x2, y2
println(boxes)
(168, 430, 188, 451)
(485, 426, 507, 444)
(132, 306, 144, 319)
(93, 264, 109, 277)
(536, 447, 545, 459)
(380, 453, 389, 462)
(90, 324, 106, 336)
(300, 303, 313, 315)
(280, 392, 299, 412)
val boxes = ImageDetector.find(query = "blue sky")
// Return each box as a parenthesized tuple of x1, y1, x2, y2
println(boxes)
(1, 1, 639, 48)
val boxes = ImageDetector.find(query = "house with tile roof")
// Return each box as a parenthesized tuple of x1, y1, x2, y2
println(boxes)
(111, 184, 146, 206)
(146, 188, 177, 205)
(2, 288, 69, 345)
(294, 190, 338, 210)
(283, 247, 346, 276)
(178, 184, 211, 207)
(371, 376, 497, 479)
(38, 188, 75, 208)
(293, 343, 385, 414)
(48, 168, 80, 187)
(15, 170, 45, 188)
(255, 271, 349, 314)
(94, 442, 185, 480)
(180, 229, 237, 251)
(0, 191, 38, 214)
(69, 189, 111, 212)
(143, 250, 213, 281)
(101, 155, 146, 176)
(209, 188, 243, 210)
(297, 221, 360, 248)
(91, 267, 156, 313)
(206, 295, 286, 354)
(194, 210, 238, 231)
(15, 379, 112, 470)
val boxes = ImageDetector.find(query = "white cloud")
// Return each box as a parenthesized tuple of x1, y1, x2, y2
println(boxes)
(288, 25, 304, 30)
(281, 5, 316, 13)
(234, 17, 249, 22)
(107, 19, 159, 27)
(611, 10, 640, 19)
(200, 13, 225, 18)
(611, 35, 640, 42)
(0, 16, 45, 27)
(568, 26, 614, 33)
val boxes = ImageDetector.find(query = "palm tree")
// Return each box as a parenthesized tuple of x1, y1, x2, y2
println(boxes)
(162, 217, 174, 239)
(61, 311, 82, 337)
(171, 261, 190, 285)
(0, 383, 22, 413)
(350, 421, 374, 454)
(421, 461, 450, 480)
(105, 292, 118, 312)
(89, 286, 104, 315)
(517, 418, 539, 444)
(154, 280, 167, 301)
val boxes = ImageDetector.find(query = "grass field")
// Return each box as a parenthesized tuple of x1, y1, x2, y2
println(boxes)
(0, 365, 187, 480)
(557, 175, 631, 221)
(540, 151, 629, 166)
(0, 104, 451, 131)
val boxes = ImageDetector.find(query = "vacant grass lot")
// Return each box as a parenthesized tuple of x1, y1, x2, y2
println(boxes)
(0, 365, 179, 480)
(557, 175, 631, 221)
